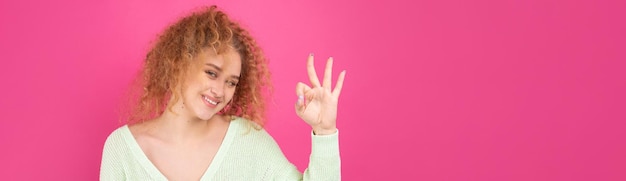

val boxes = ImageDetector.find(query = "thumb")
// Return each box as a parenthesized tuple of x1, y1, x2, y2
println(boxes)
(295, 82, 310, 114)
(295, 95, 305, 114)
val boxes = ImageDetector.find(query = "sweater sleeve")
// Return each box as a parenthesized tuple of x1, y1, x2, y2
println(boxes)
(100, 130, 126, 181)
(276, 130, 341, 181)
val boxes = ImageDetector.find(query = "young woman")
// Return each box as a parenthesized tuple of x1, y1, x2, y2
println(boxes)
(100, 6, 346, 180)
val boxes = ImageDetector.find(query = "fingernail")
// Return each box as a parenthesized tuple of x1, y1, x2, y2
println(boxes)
(309, 53, 314, 57)
(297, 95, 304, 105)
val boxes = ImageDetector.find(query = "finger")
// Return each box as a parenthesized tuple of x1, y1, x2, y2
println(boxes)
(296, 82, 311, 96)
(307, 54, 321, 87)
(296, 82, 311, 109)
(332, 70, 346, 98)
(295, 93, 305, 114)
(323, 57, 333, 90)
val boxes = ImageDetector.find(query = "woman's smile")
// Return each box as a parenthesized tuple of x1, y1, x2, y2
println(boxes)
(202, 95, 220, 107)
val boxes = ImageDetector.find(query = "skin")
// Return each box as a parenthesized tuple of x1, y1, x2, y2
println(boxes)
(129, 50, 346, 180)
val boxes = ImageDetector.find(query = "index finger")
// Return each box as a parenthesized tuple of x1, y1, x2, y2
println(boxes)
(322, 57, 333, 90)
(307, 53, 321, 87)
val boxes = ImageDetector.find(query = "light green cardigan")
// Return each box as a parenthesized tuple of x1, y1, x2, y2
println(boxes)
(100, 117, 340, 180)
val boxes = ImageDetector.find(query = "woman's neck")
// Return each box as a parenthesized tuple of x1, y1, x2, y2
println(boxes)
(148, 107, 227, 144)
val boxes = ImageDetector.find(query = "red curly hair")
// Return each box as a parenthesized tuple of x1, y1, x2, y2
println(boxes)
(124, 5, 271, 127)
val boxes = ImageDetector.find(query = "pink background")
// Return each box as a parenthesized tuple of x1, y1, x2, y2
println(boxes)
(1, 0, 625, 180)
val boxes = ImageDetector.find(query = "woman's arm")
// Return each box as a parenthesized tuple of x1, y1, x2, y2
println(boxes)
(275, 131, 341, 181)
(100, 132, 125, 180)
(280, 54, 346, 180)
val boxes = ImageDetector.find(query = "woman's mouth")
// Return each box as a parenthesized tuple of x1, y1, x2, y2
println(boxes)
(203, 95, 220, 106)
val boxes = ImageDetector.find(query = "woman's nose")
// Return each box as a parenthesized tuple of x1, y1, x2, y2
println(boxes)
(210, 82, 224, 97)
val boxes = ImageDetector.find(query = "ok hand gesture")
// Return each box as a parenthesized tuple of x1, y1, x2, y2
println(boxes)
(295, 54, 346, 135)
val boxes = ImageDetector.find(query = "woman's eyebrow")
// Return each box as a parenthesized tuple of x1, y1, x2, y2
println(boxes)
(206, 63, 240, 79)
(205, 63, 221, 71)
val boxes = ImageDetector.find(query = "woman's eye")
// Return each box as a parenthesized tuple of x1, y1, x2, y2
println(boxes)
(205, 71, 217, 78)
(227, 81, 238, 87)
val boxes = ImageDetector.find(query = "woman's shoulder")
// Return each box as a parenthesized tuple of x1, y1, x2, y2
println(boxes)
(228, 116, 287, 160)
(229, 116, 274, 141)
(103, 124, 131, 147)
(107, 124, 130, 136)
(230, 116, 262, 130)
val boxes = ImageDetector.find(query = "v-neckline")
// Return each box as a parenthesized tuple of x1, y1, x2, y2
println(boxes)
(121, 118, 240, 180)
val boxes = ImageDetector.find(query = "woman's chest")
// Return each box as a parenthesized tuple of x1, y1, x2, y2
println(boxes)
(140, 138, 223, 180)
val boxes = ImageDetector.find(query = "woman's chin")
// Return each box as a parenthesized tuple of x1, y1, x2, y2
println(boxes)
(194, 113, 213, 121)
(199, 112, 223, 121)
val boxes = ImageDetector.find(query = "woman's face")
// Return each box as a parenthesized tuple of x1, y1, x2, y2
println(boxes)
(180, 48, 242, 121)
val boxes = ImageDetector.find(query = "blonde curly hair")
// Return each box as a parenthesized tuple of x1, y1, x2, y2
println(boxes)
(125, 5, 271, 127)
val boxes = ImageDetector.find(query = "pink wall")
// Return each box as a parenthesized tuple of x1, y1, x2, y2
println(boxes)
(1, 0, 624, 180)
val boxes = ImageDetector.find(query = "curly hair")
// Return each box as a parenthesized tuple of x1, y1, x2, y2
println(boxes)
(124, 5, 271, 127)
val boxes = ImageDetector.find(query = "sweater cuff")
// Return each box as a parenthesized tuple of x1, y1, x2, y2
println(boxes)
(310, 129, 339, 158)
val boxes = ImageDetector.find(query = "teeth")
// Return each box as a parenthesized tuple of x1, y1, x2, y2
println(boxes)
(203, 96, 218, 105)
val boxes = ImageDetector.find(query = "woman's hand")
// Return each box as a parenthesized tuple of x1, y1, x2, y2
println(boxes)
(295, 54, 346, 135)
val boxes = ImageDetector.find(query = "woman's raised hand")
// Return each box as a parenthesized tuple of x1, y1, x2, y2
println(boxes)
(295, 54, 346, 135)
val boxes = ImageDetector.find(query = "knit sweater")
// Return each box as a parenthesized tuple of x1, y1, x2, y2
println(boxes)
(100, 117, 340, 180)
